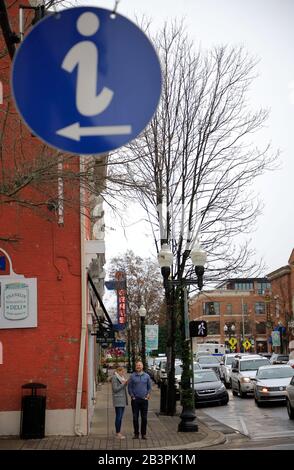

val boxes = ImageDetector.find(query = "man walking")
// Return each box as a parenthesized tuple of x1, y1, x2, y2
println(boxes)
(128, 361, 152, 439)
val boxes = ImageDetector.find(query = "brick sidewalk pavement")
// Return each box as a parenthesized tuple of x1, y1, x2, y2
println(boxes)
(0, 381, 225, 450)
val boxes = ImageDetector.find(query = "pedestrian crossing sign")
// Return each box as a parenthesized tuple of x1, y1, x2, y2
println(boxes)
(228, 337, 237, 348)
(242, 339, 251, 350)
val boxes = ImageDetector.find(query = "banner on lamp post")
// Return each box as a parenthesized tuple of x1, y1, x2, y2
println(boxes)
(145, 325, 158, 351)
(271, 330, 281, 347)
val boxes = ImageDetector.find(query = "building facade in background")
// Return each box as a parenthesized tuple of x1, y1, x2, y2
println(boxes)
(189, 278, 272, 353)
(267, 249, 294, 355)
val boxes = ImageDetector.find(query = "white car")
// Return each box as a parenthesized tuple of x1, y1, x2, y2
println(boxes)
(253, 365, 294, 406)
(219, 353, 238, 388)
(286, 375, 294, 419)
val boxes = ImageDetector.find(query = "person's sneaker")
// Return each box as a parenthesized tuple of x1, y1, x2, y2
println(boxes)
(116, 433, 126, 439)
(133, 434, 139, 439)
(141, 435, 147, 440)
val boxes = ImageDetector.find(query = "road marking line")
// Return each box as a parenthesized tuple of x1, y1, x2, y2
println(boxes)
(239, 417, 249, 436)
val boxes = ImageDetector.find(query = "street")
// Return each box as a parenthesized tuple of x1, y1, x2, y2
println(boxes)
(198, 389, 294, 449)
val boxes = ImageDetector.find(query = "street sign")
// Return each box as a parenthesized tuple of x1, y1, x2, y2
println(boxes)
(228, 337, 237, 348)
(105, 280, 117, 290)
(189, 320, 208, 338)
(12, 7, 162, 155)
(96, 328, 115, 343)
(242, 339, 251, 351)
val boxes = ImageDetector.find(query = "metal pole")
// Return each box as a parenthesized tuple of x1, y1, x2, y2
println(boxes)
(127, 327, 132, 372)
(178, 286, 198, 432)
(166, 284, 176, 415)
(279, 326, 283, 354)
(241, 298, 245, 352)
(141, 316, 146, 371)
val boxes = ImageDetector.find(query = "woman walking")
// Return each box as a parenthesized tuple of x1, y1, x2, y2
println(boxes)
(111, 366, 128, 439)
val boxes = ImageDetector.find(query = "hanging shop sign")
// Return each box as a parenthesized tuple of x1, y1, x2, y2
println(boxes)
(0, 249, 37, 329)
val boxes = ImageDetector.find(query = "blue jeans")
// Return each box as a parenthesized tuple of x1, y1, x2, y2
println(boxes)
(115, 406, 125, 433)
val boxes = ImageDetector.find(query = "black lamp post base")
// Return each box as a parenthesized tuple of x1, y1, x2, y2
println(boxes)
(178, 406, 198, 432)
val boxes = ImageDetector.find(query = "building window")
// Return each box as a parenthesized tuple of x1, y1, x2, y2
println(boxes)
(226, 304, 232, 315)
(203, 302, 220, 315)
(207, 321, 220, 335)
(255, 302, 265, 315)
(242, 303, 248, 314)
(256, 322, 266, 334)
(257, 281, 271, 295)
(235, 282, 254, 291)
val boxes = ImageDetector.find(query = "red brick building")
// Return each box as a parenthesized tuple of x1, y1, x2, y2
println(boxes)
(0, 2, 107, 435)
(267, 249, 294, 354)
(189, 278, 272, 353)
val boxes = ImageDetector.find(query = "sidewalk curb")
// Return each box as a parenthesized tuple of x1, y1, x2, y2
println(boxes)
(145, 426, 226, 450)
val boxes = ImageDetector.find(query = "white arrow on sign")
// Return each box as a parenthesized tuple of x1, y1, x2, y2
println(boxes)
(56, 123, 132, 141)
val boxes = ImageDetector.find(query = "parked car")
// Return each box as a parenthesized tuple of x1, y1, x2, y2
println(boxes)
(175, 361, 201, 399)
(270, 354, 289, 365)
(286, 375, 294, 419)
(150, 355, 166, 381)
(157, 359, 168, 385)
(253, 365, 294, 406)
(193, 369, 229, 407)
(231, 355, 270, 397)
(197, 355, 222, 378)
(219, 353, 238, 388)
(153, 359, 167, 385)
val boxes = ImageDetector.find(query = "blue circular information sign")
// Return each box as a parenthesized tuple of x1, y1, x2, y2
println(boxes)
(12, 7, 162, 154)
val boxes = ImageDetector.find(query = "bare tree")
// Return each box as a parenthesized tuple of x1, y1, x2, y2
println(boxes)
(109, 22, 279, 415)
(113, 23, 278, 283)
(108, 250, 164, 364)
(108, 250, 164, 324)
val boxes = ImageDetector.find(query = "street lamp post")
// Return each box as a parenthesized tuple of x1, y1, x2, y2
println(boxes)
(224, 323, 236, 351)
(278, 321, 284, 354)
(139, 305, 147, 371)
(158, 242, 207, 432)
(127, 324, 132, 373)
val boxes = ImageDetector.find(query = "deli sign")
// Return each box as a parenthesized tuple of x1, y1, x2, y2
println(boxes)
(115, 271, 127, 325)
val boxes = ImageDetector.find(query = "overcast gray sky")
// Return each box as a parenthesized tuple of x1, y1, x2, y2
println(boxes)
(82, 0, 294, 274)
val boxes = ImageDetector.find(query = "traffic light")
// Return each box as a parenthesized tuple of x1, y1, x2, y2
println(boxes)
(189, 320, 208, 337)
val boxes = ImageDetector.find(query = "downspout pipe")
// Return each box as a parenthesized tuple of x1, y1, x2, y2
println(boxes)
(0, 0, 20, 59)
(74, 155, 87, 436)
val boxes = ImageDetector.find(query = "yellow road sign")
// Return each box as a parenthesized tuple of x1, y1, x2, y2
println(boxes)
(229, 337, 237, 347)
(242, 339, 251, 350)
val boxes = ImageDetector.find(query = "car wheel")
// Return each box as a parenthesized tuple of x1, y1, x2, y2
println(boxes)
(221, 398, 229, 405)
(287, 399, 294, 419)
(239, 383, 246, 398)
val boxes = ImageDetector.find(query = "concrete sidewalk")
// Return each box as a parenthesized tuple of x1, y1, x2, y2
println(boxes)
(0, 382, 226, 450)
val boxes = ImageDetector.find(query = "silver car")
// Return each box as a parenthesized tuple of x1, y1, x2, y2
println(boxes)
(193, 369, 229, 407)
(253, 365, 294, 406)
(231, 356, 270, 397)
(286, 375, 294, 419)
(197, 355, 222, 378)
(175, 361, 201, 399)
(219, 353, 238, 388)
